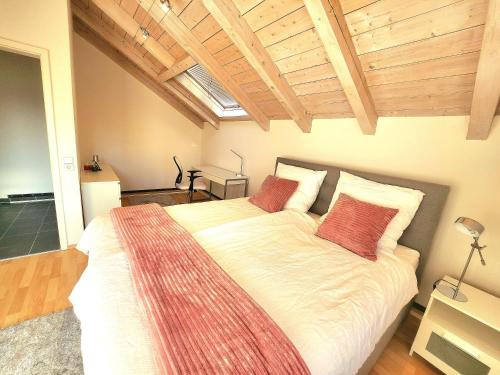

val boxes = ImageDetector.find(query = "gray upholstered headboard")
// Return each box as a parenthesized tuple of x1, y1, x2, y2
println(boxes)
(275, 157, 449, 283)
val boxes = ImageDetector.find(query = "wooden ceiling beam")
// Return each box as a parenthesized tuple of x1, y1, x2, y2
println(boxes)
(202, 0, 312, 133)
(304, 0, 378, 134)
(137, 0, 270, 130)
(73, 7, 208, 128)
(91, 0, 176, 68)
(159, 55, 197, 81)
(164, 79, 220, 128)
(467, 0, 500, 140)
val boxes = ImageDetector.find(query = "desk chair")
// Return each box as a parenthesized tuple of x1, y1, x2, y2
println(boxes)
(173, 156, 207, 203)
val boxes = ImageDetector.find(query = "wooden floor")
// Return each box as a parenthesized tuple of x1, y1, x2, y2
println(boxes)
(0, 248, 87, 328)
(0, 249, 441, 374)
(121, 190, 209, 206)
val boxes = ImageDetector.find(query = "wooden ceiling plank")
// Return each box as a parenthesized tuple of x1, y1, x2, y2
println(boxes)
(232, 0, 264, 15)
(223, 57, 253, 76)
(247, 89, 279, 103)
(203, 0, 312, 132)
(74, 6, 159, 75)
(178, 0, 210, 30)
(360, 26, 484, 71)
(120, 0, 139, 17)
(266, 28, 323, 61)
(371, 74, 476, 111)
(232, 70, 262, 85)
(352, 0, 487, 55)
(345, 0, 458, 36)
(365, 52, 481, 86)
(243, 0, 304, 32)
(214, 44, 244, 65)
(147, 1, 270, 130)
(339, 0, 377, 14)
(73, 9, 206, 128)
(305, 0, 377, 134)
(192, 14, 221, 43)
(240, 80, 269, 94)
(167, 43, 189, 60)
(203, 29, 233, 54)
(293, 77, 343, 96)
(158, 31, 177, 50)
(158, 55, 197, 81)
(284, 63, 337, 86)
(255, 7, 314, 47)
(170, 0, 191, 15)
(467, 0, 500, 140)
(276, 48, 330, 74)
(92, 0, 176, 67)
(133, 5, 153, 26)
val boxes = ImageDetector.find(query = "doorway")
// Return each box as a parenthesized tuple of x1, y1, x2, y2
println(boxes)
(0, 49, 60, 259)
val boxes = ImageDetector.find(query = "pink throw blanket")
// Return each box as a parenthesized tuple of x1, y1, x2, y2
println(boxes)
(111, 204, 309, 375)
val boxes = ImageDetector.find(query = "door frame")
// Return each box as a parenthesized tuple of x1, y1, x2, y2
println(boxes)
(0, 37, 69, 249)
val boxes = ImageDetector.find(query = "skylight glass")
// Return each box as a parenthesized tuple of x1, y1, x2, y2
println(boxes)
(186, 65, 241, 110)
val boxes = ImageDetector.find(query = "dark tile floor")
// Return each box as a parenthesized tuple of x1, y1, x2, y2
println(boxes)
(0, 201, 60, 260)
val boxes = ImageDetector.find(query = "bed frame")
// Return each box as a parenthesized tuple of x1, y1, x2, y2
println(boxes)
(275, 157, 450, 374)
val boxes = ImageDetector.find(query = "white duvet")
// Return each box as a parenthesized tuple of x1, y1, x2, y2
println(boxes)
(71, 199, 418, 375)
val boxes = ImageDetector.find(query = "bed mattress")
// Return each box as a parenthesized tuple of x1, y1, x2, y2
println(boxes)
(71, 200, 418, 375)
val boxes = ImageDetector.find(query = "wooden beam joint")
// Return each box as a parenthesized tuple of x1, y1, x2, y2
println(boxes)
(305, 0, 378, 134)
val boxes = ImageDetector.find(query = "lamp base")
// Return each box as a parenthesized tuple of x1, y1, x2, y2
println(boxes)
(436, 282, 468, 302)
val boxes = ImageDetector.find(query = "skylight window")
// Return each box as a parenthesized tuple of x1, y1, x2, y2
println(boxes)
(187, 65, 240, 109)
(174, 65, 247, 118)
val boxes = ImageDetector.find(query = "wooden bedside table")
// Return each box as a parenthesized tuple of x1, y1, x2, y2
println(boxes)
(410, 276, 500, 374)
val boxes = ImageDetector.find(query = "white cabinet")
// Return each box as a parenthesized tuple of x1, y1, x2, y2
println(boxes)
(81, 163, 121, 227)
(411, 276, 500, 374)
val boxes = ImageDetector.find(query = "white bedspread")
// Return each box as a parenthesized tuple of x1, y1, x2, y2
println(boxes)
(165, 197, 267, 233)
(71, 203, 418, 375)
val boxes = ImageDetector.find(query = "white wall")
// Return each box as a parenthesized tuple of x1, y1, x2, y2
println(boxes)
(73, 34, 202, 191)
(0, 0, 84, 245)
(0, 50, 53, 198)
(202, 117, 500, 306)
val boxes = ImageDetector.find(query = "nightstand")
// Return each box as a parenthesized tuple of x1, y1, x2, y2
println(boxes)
(410, 276, 500, 374)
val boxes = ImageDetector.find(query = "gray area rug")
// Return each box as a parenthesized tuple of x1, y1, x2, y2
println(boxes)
(0, 309, 83, 375)
(126, 192, 179, 207)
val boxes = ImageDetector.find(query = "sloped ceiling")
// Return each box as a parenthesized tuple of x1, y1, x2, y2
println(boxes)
(71, 0, 500, 139)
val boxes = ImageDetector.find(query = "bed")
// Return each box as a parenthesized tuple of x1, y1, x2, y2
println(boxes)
(70, 157, 449, 375)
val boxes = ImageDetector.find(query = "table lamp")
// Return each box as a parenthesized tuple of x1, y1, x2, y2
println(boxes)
(436, 217, 487, 302)
(230, 149, 244, 176)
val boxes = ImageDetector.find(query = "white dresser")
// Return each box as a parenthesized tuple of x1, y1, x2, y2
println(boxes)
(80, 163, 121, 227)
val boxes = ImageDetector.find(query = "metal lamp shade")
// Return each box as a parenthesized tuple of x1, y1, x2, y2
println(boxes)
(454, 217, 484, 238)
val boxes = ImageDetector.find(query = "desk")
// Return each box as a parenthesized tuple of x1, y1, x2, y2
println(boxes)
(197, 165, 249, 199)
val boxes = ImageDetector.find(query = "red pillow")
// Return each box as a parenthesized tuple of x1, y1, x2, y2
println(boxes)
(316, 193, 398, 261)
(249, 175, 299, 213)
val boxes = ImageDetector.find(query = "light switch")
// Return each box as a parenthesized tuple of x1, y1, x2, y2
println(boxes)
(63, 157, 74, 171)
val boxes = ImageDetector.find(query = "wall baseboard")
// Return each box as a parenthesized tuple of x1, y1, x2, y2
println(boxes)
(5, 192, 54, 203)
(121, 188, 176, 194)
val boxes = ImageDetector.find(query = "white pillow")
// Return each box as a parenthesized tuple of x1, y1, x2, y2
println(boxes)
(322, 171, 424, 253)
(275, 163, 327, 213)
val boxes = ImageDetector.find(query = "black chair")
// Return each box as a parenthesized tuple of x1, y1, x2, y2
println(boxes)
(173, 156, 206, 203)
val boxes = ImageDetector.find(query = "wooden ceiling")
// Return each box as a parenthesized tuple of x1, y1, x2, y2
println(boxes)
(71, 0, 500, 139)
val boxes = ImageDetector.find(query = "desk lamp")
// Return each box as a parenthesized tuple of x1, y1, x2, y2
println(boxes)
(230, 149, 244, 176)
(436, 217, 487, 302)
